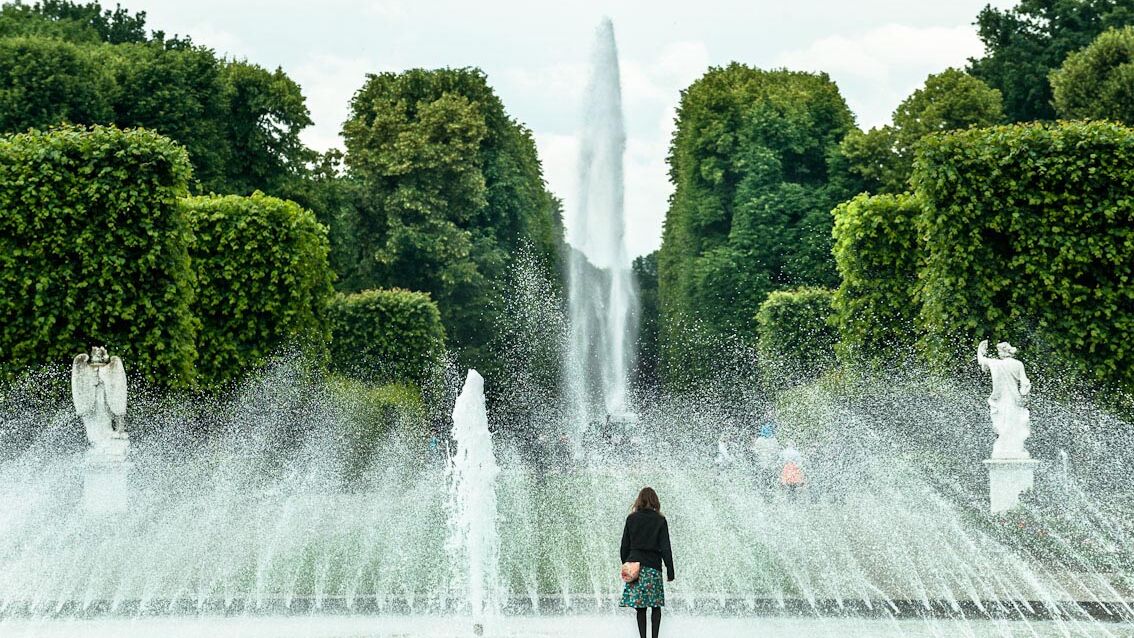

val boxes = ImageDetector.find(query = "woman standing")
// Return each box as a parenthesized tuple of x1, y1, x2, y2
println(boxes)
(619, 487, 674, 638)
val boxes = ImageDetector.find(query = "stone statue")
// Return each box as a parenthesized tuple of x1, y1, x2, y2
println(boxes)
(977, 340, 1032, 459)
(71, 346, 128, 458)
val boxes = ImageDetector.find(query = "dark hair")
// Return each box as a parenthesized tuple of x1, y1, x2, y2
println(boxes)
(632, 486, 662, 515)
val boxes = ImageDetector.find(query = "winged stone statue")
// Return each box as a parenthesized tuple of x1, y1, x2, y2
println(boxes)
(71, 346, 129, 452)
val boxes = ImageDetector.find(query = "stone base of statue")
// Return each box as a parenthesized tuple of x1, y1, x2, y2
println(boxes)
(83, 439, 131, 515)
(983, 458, 1039, 514)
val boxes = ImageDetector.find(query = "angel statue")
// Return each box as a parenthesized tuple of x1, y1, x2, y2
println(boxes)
(977, 340, 1031, 459)
(71, 346, 128, 456)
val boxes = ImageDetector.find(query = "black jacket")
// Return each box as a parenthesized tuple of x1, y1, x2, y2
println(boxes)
(619, 509, 674, 580)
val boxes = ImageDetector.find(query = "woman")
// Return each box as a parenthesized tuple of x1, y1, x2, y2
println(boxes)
(619, 487, 674, 638)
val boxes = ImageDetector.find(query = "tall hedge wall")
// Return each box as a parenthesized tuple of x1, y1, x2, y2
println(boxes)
(912, 121, 1134, 386)
(184, 192, 334, 388)
(327, 289, 446, 385)
(0, 125, 196, 385)
(755, 287, 837, 383)
(831, 193, 923, 366)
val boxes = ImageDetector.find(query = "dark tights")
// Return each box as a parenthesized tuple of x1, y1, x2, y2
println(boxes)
(635, 607, 662, 638)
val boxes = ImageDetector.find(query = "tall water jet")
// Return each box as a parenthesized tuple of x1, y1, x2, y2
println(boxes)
(448, 369, 502, 628)
(566, 17, 638, 422)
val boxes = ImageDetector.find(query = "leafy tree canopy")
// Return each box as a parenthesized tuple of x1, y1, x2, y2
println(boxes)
(657, 64, 854, 386)
(341, 67, 564, 378)
(834, 69, 1003, 195)
(1051, 25, 1134, 124)
(969, 0, 1134, 122)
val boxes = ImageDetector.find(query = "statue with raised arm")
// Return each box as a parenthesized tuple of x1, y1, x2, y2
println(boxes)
(71, 346, 129, 459)
(977, 340, 1031, 459)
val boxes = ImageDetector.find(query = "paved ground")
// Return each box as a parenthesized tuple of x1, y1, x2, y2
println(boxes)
(2, 614, 1131, 638)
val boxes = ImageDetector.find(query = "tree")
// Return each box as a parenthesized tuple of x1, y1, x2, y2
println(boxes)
(0, 125, 197, 386)
(969, 0, 1134, 122)
(833, 69, 1003, 195)
(342, 67, 564, 377)
(0, 0, 151, 44)
(1051, 26, 1134, 124)
(220, 60, 314, 195)
(632, 251, 660, 392)
(0, 36, 114, 132)
(658, 64, 854, 386)
(109, 42, 231, 192)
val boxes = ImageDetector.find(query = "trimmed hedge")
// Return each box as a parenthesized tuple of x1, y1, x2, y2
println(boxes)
(328, 378, 427, 484)
(184, 192, 334, 388)
(912, 121, 1134, 386)
(831, 193, 923, 366)
(327, 289, 445, 385)
(0, 125, 196, 385)
(755, 287, 837, 382)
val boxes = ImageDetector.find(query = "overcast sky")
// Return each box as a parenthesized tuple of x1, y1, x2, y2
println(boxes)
(125, 0, 1016, 259)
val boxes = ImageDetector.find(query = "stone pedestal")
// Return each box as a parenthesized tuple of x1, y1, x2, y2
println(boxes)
(83, 441, 131, 515)
(983, 458, 1039, 514)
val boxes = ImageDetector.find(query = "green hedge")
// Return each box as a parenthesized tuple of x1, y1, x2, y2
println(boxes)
(755, 287, 837, 382)
(184, 192, 334, 388)
(0, 125, 196, 385)
(327, 288, 445, 385)
(328, 378, 427, 484)
(912, 121, 1134, 386)
(831, 193, 923, 366)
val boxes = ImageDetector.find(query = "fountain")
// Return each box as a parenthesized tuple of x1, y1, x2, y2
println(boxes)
(0, 353, 1130, 635)
(0, 18, 1132, 638)
(448, 369, 502, 632)
(565, 17, 638, 424)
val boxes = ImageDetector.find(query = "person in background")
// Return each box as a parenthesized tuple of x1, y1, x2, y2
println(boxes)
(620, 486, 675, 638)
(751, 422, 782, 493)
(780, 441, 806, 499)
(715, 431, 737, 469)
(426, 427, 444, 466)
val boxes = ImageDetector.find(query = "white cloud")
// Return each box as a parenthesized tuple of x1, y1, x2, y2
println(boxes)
(293, 55, 385, 153)
(183, 24, 249, 59)
(776, 24, 985, 128)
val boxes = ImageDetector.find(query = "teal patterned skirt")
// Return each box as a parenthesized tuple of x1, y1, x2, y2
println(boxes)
(620, 566, 665, 608)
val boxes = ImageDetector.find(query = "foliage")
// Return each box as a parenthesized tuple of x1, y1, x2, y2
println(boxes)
(107, 44, 314, 196)
(834, 69, 1003, 195)
(0, 0, 156, 45)
(912, 120, 1134, 389)
(831, 193, 923, 366)
(327, 377, 427, 485)
(0, 22, 312, 197)
(184, 192, 334, 388)
(341, 67, 563, 377)
(326, 288, 446, 386)
(969, 0, 1134, 122)
(632, 251, 660, 391)
(279, 149, 366, 287)
(1051, 26, 1134, 125)
(0, 36, 114, 132)
(755, 287, 837, 383)
(0, 125, 196, 386)
(219, 61, 314, 195)
(658, 64, 854, 386)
